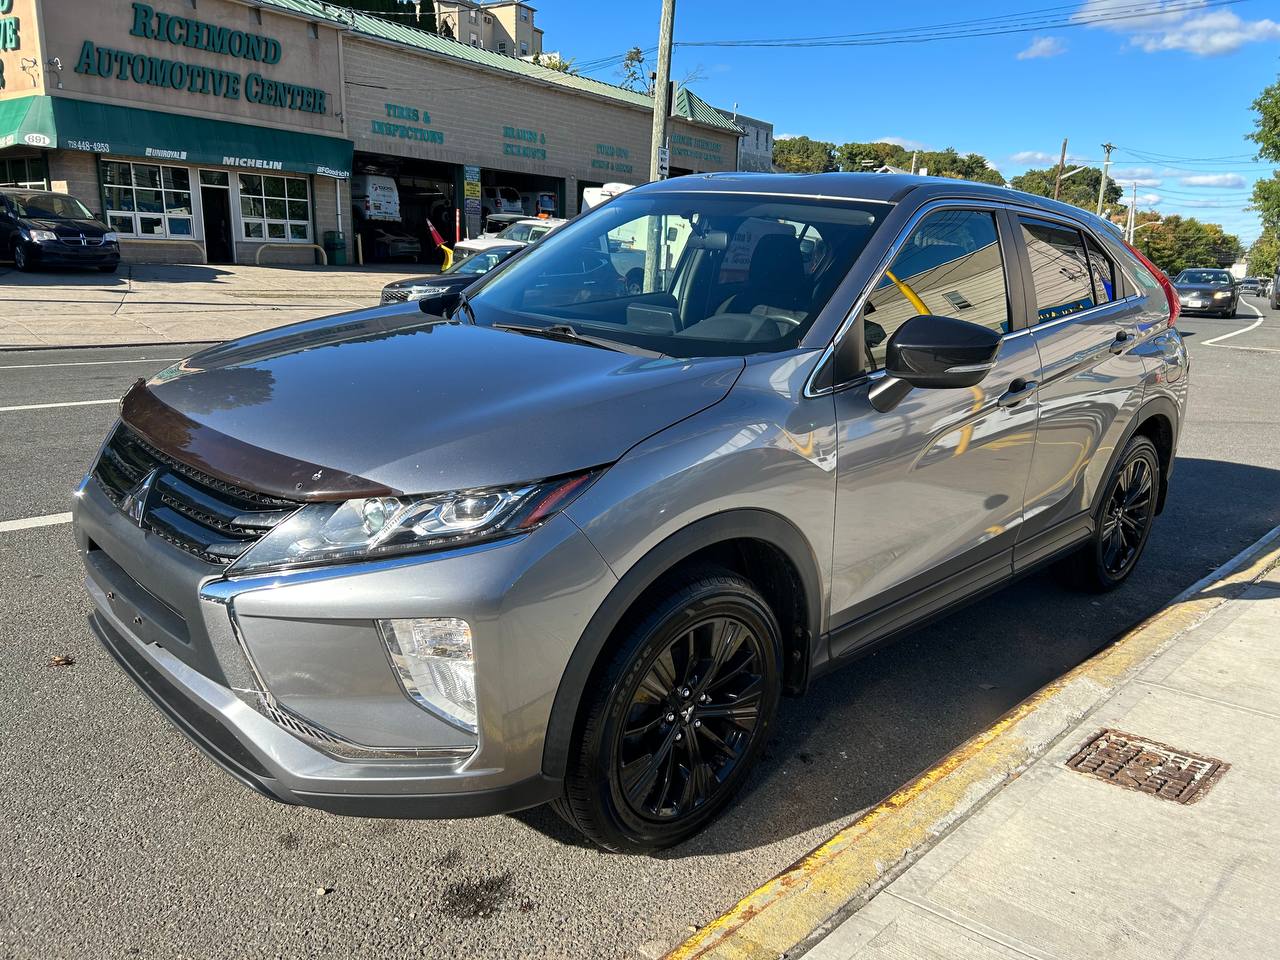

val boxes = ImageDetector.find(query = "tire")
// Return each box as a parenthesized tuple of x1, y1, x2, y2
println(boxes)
(556, 569, 782, 853)
(13, 242, 31, 272)
(1063, 435, 1161, 592)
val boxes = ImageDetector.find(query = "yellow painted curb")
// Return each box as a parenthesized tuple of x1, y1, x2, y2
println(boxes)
(667, 534, 1280, 960)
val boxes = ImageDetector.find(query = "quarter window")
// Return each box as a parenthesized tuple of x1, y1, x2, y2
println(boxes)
(1085, 233, 1116, 305)
(1019, 218, 1095, 322)
(239, 174, 310, 242)
(101, 161, 194, 238)
(863, 209, 1010, 369)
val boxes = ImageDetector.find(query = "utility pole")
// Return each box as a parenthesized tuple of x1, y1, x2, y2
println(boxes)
(1126, 182, 1137, 243)
(1052, 137, 1068, 200)
(648, 0, 676, 183)
(910, 150, 918, 175)
(1096, 142, 1114, 216)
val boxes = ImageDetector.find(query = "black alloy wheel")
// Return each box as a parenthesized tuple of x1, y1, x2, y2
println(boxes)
(557, 569, 782, 853)
(1066, 435, 1161, 591)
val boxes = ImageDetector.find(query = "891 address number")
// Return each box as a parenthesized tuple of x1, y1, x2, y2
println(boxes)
(66, 140, 111, 152)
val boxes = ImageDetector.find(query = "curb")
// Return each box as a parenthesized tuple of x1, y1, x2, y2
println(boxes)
(666, 525, 1280, 960)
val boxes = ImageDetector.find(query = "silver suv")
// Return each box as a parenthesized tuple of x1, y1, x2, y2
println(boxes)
(75, 174, 1188, 853)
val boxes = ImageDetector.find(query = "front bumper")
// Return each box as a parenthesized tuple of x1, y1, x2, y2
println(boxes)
(74, 472, 617, 817)
(28, 241, 120, 267)
(1177, 296, 1234, 313)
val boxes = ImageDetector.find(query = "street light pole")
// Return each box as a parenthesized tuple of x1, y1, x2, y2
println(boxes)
(1096, 142, 1114, 216)
(648, 0, 676, 183)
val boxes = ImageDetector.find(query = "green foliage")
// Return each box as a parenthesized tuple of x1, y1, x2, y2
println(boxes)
(773, 136, 837, 173)
(1135, 215, 1244, 276)
(532, 53, 577, 74)
(1247, 228, 1279, 278)
(1251, 173, 1280, 233)
(346, 0, 437, 31)
(1009, 166, 1122, 214)
(833, 142, 1005, 184)
(1249, 76, 1280, 163)
(618, 47, 650, 93)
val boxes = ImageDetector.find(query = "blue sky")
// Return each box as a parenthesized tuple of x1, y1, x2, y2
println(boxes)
(536, 0, 1280, 244)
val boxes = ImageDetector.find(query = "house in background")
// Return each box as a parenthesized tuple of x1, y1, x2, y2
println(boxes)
(435, 0, 543, 58)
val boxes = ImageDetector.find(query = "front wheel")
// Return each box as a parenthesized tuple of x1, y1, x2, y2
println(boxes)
(556, 570, 782, 853)
(1064, 435, 1160, 591)
(13, 242, 31, 271)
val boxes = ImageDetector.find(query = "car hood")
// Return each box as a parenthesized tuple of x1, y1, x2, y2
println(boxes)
(23, 217, 107, 234)
(383, 274, 470, 292)
(120, 310, 744, 501)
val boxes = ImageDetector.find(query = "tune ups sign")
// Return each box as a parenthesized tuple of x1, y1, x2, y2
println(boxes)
(73, 2, 329, 114)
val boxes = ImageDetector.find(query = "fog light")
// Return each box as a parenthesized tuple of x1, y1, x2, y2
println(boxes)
(378, 618, 477, 732)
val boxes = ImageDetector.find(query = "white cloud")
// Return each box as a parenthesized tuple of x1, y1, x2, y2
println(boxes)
(873, 136, 928, 150)
(1179, 172, 1247, 188)
(1017, 36, 1066, 59)
(1114, 175, 1163, 188)
(1010, 150, 1056, 165)
(1120, 192, 1163, 206)
(1177, 198, 1249, 208)
(775, 134, 799, 141)
(1077, 1, 1280, 56)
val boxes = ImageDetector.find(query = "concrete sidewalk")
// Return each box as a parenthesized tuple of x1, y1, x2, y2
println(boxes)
(0, 262, 435, 347)
(806, 559, 1280, 960)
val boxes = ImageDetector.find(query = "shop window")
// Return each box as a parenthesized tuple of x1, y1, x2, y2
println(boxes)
(0, 157, 48, 189)
(199, 170, 230, 187)
(239, 173, 311, 243)
(101, 160, 193, 238)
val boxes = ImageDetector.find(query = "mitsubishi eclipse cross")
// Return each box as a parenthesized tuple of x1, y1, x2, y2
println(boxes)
(75, 173, 1188, 853)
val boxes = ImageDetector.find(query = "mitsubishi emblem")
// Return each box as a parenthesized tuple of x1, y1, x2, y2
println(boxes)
(120, 468, 160, 527)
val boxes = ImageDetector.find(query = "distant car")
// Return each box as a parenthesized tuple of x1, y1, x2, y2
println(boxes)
(483, 213, 529, 235)
(380, 242, 522, 308)
(1172, 268, 1238, 317)
(453, 217, 566, 262)
(0, 189, 121, 273)
(1239, 277, 1261, 295)
(1271, 272, 1279, 310)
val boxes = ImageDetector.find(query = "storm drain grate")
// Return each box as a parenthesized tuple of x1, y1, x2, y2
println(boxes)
(1065, 729, 1228, 804)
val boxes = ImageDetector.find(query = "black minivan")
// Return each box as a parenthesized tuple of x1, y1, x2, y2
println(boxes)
(0, 189, 120, 273)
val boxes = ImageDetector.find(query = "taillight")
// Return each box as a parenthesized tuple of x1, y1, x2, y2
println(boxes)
(1125, 241, 1179, 327)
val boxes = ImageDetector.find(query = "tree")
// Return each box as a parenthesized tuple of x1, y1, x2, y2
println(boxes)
(532, 52, 577, 74)
(1010, 165, 1122, 214)
(344, 0, 437, 31)
(833, 141, 1005, 184)
(1247, 228, 1279, 278)
(773, 136, 836, 173)
(1248, 75, 1280, 230)
(1136, 216, 1243, 276)
(618, 47, 651, 94)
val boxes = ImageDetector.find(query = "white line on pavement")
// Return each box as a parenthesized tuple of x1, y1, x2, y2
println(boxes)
(0, 357, 179, 371)
(1203, 300, 1264, 347)
(0, 398, 118, 412)
(0, 512, 73, 532)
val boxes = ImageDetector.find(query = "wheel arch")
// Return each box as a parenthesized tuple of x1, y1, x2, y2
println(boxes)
(541, 509, 823, 780)
(1097, 394, 1179, 517)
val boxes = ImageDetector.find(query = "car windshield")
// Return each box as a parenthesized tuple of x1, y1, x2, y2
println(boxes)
(11, 193, 94, 220)
(447, 248, 515, 276)
(497, 222, 536, 242)
(1177, 269, 1231, 285)
(468, 191, 886, 358)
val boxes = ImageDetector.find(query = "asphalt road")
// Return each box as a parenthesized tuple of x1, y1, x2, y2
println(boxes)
(3, 297, 1279, 960)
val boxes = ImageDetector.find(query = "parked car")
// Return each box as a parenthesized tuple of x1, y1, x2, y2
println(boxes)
(481, 184, 524, 218)
(1172, 268, 1238, 317)
(482, 213, 529, 235)
(380, 242, 522, 308)
(453, 217, 565, 262)
(1271, 271, 1279, 309)
(0, 189, 120, 273)
(74, 174, 1188, 853)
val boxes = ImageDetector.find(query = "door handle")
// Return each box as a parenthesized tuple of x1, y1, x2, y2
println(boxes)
(1109, 330, 1131, 354)
(997, 378, 1038, 408)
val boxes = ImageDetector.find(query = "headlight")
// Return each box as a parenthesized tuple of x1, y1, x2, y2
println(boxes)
(1212, 291, 1231, 299)
(102, 231, 120, 243)
(227, 470, 601, 575)
(26, 229, 56, 243)
(407, 285, 451, 301)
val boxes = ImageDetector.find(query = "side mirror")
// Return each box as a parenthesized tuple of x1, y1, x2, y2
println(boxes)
(417, 291, 461, 317)
(869, 314, 1002, 412)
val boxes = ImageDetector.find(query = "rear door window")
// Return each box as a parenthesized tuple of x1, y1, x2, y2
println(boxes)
(1019, 218, 1095, 322)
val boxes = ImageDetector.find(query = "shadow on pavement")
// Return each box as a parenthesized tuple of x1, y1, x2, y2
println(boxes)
(514, 456, 1280, 857)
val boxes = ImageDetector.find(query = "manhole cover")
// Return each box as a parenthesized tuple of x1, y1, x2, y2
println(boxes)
(1065, 729, 1228, 804)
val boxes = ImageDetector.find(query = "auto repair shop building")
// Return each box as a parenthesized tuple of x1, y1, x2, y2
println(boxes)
(0, 0, 746, 265)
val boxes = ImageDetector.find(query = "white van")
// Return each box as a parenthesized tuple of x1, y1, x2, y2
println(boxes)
(482, 185, 524, 216)
(350, 174, 401, 222)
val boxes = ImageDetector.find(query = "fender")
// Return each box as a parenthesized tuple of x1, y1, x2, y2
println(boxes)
(541, 509, 823, 780)
(1093, 393, 1181, 517)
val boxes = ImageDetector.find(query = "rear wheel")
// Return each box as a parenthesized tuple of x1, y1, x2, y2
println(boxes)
(1064, 435, 1160, 591)
(556, 569, 782, 853)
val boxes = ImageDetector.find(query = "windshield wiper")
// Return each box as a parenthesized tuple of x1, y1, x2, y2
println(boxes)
(492, 322, 662, 357)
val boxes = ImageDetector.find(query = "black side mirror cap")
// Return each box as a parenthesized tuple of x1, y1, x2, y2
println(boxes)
(884, 313, 1002, 389)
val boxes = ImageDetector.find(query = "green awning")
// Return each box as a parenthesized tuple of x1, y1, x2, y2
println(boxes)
(0, 96, 57, 151)
(1, 96, 352, 178)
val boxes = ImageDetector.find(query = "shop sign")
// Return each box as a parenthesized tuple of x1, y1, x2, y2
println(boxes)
(372, 102, 444, 144)
(671, 132, 723, 164)
(0, 2, 19, 55)
(503, 125, 547, 161)
(591, 143, 633, 175)
(72, 3, 329, 115)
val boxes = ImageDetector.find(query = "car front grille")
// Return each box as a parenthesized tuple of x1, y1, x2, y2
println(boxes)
(92, 424, 299, 565)
(381, 289, 410, 303)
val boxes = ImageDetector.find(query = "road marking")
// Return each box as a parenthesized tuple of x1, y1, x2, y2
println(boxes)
(1203, 300, 1264, 347)
(667, 524, 1280, 960)
(0, 398, 118, 412)
(0, 512, 73, 532)
(0, 357, 179, 371)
